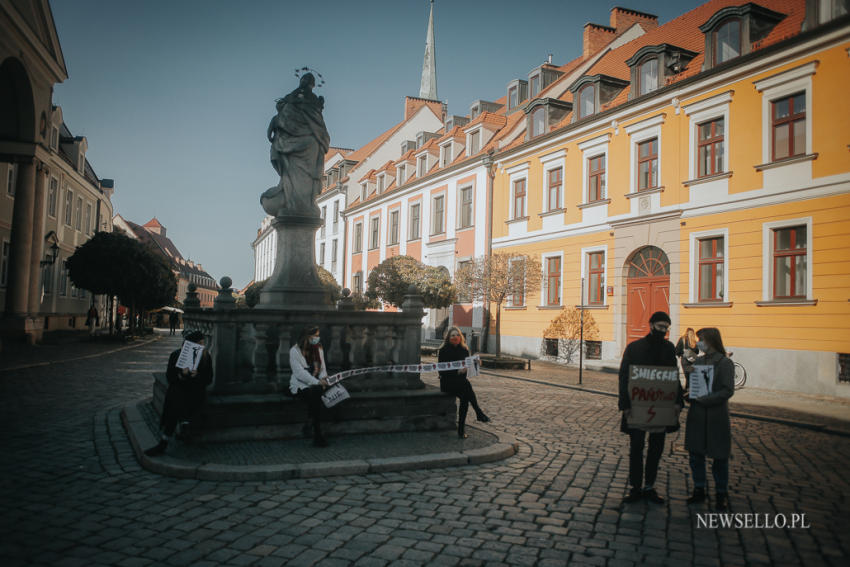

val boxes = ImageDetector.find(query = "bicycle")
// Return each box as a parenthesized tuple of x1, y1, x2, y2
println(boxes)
(728, 351, 747, 390)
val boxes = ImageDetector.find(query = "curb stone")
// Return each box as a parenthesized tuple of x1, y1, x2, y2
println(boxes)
(122, 400, 518, 480)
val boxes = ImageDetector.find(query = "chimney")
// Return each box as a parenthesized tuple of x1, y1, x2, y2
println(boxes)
(610, 7, 658, 34)
(583, 23, 617, 58)
(547, 53, 553, 64)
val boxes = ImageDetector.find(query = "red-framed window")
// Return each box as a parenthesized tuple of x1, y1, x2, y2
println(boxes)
(698, 118, 724, 177)
(637, 138, 658, 190)
(773, 226, 807, 298)
(588, 155, 605, 202)
(547, 168, 562, 211)
(509, 259, 526, 307)
(772, 93, 806, 161)
(698, 237, 724, 302)
(513, 179, 527, 219)
(588, 252, 604, 305)
(546, 256, 561, 306)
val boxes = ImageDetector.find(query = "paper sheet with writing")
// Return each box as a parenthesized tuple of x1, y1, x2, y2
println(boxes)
(689, 365, 715, 399)
(175, 340, 204, 371)
(626, 365, 680, 429)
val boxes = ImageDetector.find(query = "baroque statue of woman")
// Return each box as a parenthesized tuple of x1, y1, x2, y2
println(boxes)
(261, 73, 330, 218)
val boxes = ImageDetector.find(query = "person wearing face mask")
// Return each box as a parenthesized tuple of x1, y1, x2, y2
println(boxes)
(618, 311, 682, 504)
(438, 326, 490, 439)
(682, 327, 735, 510)
(290, 326, 330, 447)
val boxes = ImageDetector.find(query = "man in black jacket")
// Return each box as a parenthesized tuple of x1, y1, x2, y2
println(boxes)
(144, 330, 213, 456)
(618, 311, 681, 504)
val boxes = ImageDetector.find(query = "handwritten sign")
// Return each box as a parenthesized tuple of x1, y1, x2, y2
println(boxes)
(321, 384, 350, 408)
(176, 340, 204, 371)
(626, 365, 680, 429)
(689, 365, 715, 399)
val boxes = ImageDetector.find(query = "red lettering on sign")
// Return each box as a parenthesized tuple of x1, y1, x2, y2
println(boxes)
(647, 406, 656, 422)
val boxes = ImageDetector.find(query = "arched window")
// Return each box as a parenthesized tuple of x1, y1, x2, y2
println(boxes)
(715, 19, 741, 64)
(627, 246, 670, 278)
(639, 59, 658, 95)
(579, 85, 596, 118)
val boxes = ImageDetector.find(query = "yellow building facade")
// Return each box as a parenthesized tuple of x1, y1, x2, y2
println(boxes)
(491, 0, 850, 395)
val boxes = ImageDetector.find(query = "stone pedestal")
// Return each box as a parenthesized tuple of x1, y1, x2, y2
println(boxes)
(259, 215, 331, 309)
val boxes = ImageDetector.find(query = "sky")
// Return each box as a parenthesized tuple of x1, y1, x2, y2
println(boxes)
(50, 0, 707, 290)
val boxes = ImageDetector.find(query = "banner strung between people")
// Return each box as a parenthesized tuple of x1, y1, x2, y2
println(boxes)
(324, 355, 481, 386)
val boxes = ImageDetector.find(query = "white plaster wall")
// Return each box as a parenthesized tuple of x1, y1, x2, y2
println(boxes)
(728, 346, 850, 398)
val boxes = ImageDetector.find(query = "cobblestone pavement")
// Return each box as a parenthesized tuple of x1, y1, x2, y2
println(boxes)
(1, 334, 848, 566)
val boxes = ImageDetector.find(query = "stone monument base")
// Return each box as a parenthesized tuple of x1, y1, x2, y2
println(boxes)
(153, 373, 457, 442)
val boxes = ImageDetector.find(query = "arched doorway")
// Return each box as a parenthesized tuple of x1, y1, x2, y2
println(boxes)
(0, 57, 36, 142)
(626, 246, 670, 342)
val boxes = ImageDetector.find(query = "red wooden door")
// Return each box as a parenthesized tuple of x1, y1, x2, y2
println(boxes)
(626, 247, 671, 343)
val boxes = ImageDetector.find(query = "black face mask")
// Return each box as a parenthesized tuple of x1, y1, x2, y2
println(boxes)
(650, 328, 667, 340)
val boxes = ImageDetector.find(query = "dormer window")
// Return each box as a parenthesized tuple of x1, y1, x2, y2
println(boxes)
(440, 144, 452, 167)
(531, 108, 545, 137)
(468, 131, 480, 155)
(507, 80, 528, 111)
(361, 182, 368, 201)
(715, 19, 741, 64)
(50, 127, 58, 151)
(377, 174, 385, 193)
(700, 4, 785, 69)
(397, 164, 406, 185)
(417, 154, 428, 177)
(525, 99, 572, 139)
(579, 85, 596, 118)
(470, 104, 480, 119)
(638, 59, 658, 95)
(530, 74, 541, 98)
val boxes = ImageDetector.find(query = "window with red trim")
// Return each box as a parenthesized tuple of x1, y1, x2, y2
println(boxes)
(698, 237, 724, 302)
(637, 138, 658, 190)
(772, 93, 805, 161)
(773, 226, 806, 298)
(588, 252, 604, 305)
(546, 257, 561, 306)
(547, 168, 562, 211)
(698, 118, 724, 177)
(513, 179, 527, 219)
(588, 155, 605, 202)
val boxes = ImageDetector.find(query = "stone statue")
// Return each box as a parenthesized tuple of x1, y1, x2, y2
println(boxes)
(261, 73, 330, 218)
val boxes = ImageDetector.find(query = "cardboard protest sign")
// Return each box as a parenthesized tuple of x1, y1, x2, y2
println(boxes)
(176, 340, 204, 371)
(689, 365, 715, 399)
(626, 365, 680, 429)
(321, 384, 350, 408)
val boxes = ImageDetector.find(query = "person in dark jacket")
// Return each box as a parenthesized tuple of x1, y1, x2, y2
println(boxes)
(438, 326, 489, 438)
(683, 327, 735, 510)
(618, 311, 682, 504)
(144, 330, 213, 456)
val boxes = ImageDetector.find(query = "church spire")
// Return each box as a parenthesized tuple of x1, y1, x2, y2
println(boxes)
(419, 0, 437, 100)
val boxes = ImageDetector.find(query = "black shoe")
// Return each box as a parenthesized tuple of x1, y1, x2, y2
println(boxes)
(623, 488, 643, 503)
(144, 440, 167, 456)
(687, 487, 706, 504)
(313, 436, 328, 447)
(476, 412, 491, 423)
(643, 489, 664, 504)
(715, 492, 728, 511)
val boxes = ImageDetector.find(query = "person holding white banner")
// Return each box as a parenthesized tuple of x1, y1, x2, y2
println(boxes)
(438, 327, 490, 439)
(683, 327, 734, 510)
(289, 326, 330, 447)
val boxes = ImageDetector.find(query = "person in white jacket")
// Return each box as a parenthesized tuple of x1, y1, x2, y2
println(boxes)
(289, 325, 329, 446)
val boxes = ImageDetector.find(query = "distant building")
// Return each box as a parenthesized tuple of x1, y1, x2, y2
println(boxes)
(113, 215, 217, 308)
(1, 0, 116, 344)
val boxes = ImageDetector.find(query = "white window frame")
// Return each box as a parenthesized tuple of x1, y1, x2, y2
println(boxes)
(85, 202, 93, 234)
(754, 62, 816, 165)
(396, 164, 406, 185)
(74, 196, 83, 231)
(625, 115, 664, 194)
(580, 245, 608, 306)
(578, 134, 610, 203)
(47, 176, 59, 218)
(506, 162, 530, 220)
(688, 228, 730, 303)
(360, 182, 368, 202)
(377, 174, 385, 193)
(540, 252, 564, 307)
(539, 150, 566, 212)
(466, 127, 482, 156)
(417, 154, 428, 177)
(762, 216, 813, 301)
(440, 143, 452, 167)
(683, 91, 732, 181)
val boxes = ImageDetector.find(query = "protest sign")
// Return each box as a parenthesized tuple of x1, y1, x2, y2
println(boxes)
(176, 340, 204, 371)
(626, 365, 680, 429)
(321, 383, 350, 408)
(689, 365, 715, 399)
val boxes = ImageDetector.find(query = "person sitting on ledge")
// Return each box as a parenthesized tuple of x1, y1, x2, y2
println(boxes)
(438, 326, 490, 439)
(145, 330, 212, 456)
(290, 326, 330, 447)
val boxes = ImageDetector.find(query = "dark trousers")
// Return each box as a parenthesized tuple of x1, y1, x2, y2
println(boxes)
(160, 382, 205, 436)
(295, 385, 324, 437)
(628, 429, 666, 489)
(689, 452, 729, 493)
(441, 376, 483, 435)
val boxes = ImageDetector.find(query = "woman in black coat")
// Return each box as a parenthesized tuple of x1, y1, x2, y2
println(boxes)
(438, 326, 489, 438)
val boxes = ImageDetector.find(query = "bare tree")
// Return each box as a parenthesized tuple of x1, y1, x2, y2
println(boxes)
(454, 252, 541, 356)
(542, 307, 600, 363)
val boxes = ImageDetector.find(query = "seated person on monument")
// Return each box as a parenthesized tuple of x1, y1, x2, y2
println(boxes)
(289, 326, 330, 447)
(145, 330, 213, 456)
(438, 326, 490, 439)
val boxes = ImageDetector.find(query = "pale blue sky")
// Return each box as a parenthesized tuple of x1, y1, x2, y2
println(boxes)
(50, 0, 706, 290)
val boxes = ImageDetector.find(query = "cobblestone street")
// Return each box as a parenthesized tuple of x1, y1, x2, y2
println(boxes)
(1, 334, 848, 566)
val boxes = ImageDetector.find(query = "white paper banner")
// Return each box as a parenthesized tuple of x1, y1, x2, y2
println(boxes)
(176, 340, 204, 371)
(325, 355, 482, 386)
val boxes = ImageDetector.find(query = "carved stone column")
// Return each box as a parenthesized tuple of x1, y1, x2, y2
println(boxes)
(4, 158, 37, 316)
